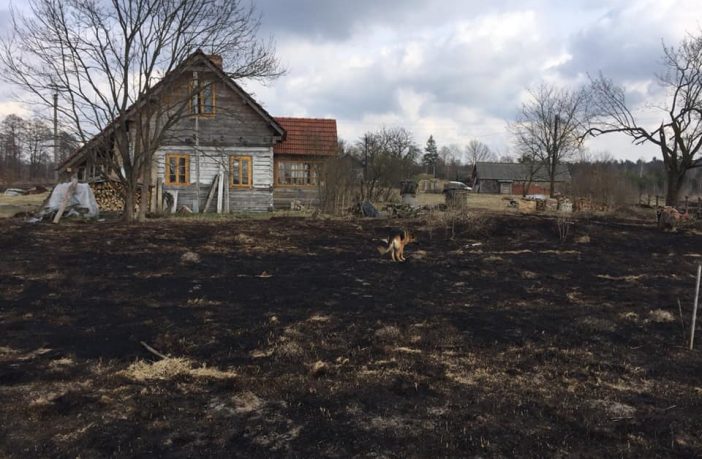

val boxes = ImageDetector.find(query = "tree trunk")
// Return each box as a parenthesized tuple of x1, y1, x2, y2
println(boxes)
(123, 186, 135, 223)
(665, 169, 684, 206)
(138, 154, 152, 223)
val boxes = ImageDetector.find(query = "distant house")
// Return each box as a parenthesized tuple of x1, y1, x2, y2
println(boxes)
(273, 117, 338, 209)
(471, 162, 571, 195)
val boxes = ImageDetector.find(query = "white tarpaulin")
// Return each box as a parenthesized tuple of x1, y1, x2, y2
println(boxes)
(46, 182, 99, 218)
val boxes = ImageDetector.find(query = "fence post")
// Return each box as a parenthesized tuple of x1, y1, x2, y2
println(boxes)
(691, 265, 701, 350)
(684, 196, 689, 213)
(655, 195, 660, 207)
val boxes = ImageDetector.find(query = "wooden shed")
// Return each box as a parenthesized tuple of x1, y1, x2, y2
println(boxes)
(471, 162, 571, 195)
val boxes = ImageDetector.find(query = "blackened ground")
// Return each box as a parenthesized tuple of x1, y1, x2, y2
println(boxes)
(0, 213, 701, 457)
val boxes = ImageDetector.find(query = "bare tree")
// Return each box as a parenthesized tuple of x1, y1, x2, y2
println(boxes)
(512, 83, 593, 197)
(358, 127, 419, 201)
(588, 33, 702, 205)
(1, 0, 281, 222)
(464, 139, 495, 166)
(0, 115, 25, 182)
(25, 118, 52, 180)
(439, 144, 463, 179)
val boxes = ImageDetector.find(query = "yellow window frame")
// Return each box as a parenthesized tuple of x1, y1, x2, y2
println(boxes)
(165, 153, 190, 186)
(230, 155, 253, 189)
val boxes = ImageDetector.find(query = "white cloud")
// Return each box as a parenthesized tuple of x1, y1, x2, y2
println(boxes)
(1, 0, 701, 162)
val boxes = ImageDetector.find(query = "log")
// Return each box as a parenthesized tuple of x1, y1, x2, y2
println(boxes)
(156, 178, 163, 212)
(202, 174, 219, 213)
(216, 169, 224, 214)
(691, 264, 701, 350)
(140, 341, 168, 360)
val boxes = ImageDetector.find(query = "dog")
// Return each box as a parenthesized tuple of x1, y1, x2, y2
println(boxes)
(656, 206, 690, 231)
(377, 228, 415, 262)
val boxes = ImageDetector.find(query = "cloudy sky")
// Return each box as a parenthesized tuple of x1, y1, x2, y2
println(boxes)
(1, 0, 701, 162)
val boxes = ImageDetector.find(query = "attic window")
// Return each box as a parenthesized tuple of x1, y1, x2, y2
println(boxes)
(190, 80, 215, 116)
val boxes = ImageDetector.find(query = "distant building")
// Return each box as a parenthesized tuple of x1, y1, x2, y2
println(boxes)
(471, 162, 571, 195)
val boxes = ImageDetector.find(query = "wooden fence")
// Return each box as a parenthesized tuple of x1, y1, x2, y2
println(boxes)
(640, 194, 702, 218)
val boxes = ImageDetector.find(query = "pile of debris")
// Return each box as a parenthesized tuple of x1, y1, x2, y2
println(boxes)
(33, 180, 99, 223)
(3, 186, 48, 196)
(383, 202, 422, 218)
(533, 196, 574, 213)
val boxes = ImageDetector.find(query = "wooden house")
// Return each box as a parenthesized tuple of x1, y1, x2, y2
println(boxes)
(471, 162, 571, 195)
(57, 50, 337, 213)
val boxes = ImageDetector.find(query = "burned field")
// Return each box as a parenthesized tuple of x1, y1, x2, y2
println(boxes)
(1, 214, 701, 457)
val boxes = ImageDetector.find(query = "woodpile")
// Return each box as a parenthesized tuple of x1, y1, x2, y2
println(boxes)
(92, 181, 141, 212)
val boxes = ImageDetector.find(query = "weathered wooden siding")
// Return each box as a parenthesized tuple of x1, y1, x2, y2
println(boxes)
(273, 188, 320, 209)
(162, 70, 281, 148)
(156, 146, 273, 212)
(478, 179, 568, 195)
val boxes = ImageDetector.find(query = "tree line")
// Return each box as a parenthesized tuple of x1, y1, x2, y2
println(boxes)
(331, 123, 697, 207)
(0, 114, 77, 184)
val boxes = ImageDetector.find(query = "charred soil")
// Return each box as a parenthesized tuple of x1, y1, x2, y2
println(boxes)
(1, 213, 701, 457)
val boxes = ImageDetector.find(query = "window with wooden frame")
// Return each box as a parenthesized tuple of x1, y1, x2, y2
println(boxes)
(189, 80, 216, 116)
(230, 155, 253, 188)
(276, 161, 320, 186)
(165, 153, 190, 185)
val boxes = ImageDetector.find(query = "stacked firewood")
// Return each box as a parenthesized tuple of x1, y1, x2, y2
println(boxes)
(92, 181, 141, 212)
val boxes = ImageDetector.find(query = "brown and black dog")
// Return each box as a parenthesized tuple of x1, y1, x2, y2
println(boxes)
(377, 228, 415, 262)
(656, 206, 690, 231)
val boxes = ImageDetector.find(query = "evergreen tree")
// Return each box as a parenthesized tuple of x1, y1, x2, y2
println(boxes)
(422, 135, 439, 177)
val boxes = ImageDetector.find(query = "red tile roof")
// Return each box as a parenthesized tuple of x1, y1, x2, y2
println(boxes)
(274, 117, 338, 156)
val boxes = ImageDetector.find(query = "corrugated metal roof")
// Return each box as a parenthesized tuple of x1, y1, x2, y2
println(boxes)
(474, 162, 571, 182)
(273, 117, 338, 156)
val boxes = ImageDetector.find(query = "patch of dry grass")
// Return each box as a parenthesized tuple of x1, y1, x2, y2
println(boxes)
(375, 325, 401, 341)
(648, 309, 675, 323)
(120, 357, 236, 381)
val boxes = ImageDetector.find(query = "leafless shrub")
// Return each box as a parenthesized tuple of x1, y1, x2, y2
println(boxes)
(423, 210, 494, 240)
(556, 217, 573, 242)
(318, 157, 360, 215)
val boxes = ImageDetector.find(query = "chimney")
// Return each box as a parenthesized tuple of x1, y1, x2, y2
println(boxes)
(208, 54, 223, 69)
